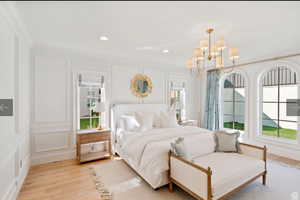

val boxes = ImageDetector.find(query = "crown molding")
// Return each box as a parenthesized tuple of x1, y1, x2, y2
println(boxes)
(0, 2, 32, 45)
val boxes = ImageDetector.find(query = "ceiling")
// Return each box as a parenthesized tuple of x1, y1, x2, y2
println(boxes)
(15, 1, 300, 67)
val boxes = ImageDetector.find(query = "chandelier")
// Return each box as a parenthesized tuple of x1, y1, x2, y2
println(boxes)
(186, 28, 239, 76)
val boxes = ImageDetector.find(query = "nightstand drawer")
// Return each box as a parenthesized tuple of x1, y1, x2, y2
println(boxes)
(79, 133, 110, 144)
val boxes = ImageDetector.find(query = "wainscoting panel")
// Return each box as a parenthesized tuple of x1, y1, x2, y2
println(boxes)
(34, 131, 69, 153)
(33, 55, 69, 123)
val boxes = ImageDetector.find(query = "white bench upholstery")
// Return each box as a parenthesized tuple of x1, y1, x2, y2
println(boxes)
(169, 143, 267, 200)
(194, 153, 265, 199)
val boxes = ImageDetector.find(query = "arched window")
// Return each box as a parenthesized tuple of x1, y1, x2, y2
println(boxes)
(222, 73, 246, 131)
(261, 66, 298, 140)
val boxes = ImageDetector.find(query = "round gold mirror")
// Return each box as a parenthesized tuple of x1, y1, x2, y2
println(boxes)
(130, 74, 153, 98)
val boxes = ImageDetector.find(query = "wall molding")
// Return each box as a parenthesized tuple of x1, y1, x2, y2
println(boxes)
(0, 2, 31, 45)
(31, 149, 76, 166)
(1, 180, 16, 200)
(31, 122, 72, 134)
(0, 146, 30, 200)
(13, 154, 30, 200)
(32, 54, 70, 124)
(33, 131, 70, 153)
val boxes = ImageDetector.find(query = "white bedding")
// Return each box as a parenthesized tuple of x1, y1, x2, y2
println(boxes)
(117, 126, 215, 188)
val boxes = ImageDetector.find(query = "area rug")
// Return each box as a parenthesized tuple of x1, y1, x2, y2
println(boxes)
(90, 159, 300, 200)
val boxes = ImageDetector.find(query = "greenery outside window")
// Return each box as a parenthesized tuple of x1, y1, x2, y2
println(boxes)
(222, 73, 245, 131)
(261, 66, 298, 140)
(78, 74, 104, 130)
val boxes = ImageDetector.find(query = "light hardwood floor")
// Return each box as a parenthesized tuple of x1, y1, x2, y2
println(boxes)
(17, 154, 300, 200)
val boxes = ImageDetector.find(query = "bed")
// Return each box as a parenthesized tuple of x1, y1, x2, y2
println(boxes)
(111, 104, 215, 189)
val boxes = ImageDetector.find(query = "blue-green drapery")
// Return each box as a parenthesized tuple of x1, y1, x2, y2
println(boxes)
(204, 70, 221, 130)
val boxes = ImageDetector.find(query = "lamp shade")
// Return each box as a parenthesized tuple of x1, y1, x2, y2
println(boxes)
(229, 48, 239, 59)
(194, 48, 204, 59)
(200, 39, 209, 50)
(186, 58, 193, 69)
(96, 102, 105, 112)
(216, 38, 226, 50)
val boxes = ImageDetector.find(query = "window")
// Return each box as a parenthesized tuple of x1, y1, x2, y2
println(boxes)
(170, 81, 186, 121)
(78, 74, 105, 130)
(222, 73, 246, 131)
(261, 66, 298, 140)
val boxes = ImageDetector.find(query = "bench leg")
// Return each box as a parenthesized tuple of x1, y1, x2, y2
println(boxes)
(169, 182, 173, 192)
(262, 173, 266, 185)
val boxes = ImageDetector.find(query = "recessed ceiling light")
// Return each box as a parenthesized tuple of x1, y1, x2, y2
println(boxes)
(162, 49, 169, 53)
(99, 36, 109, 41)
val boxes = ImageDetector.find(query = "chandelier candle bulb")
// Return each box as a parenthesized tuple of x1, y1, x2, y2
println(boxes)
(211, 45, 219, 57)
(216, 55, 224, 68)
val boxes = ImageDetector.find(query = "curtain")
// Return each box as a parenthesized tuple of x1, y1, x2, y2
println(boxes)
(204, 70, 221, 130)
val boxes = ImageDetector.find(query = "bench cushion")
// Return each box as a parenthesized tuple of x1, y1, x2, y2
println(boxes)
(193, 153, 265, 199)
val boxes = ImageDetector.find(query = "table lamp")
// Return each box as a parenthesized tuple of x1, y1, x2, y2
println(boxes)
(96, 102, 105, 130)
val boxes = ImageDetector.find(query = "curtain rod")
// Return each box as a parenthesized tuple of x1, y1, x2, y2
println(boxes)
(207, 52, 300, 72)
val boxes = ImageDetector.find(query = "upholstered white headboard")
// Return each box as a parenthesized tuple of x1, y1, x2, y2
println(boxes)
(111, 103, 168, 141)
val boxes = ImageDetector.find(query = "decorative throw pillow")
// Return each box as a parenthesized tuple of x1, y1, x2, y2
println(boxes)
(170, 137, 190, 160)
(214, 130, 240, 152)
(135, 112, 154, 131)
(160, 110, 179, 128)
(120, 115, 140, 131)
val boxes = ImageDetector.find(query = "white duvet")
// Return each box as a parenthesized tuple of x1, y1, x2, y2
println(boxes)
(119, 126, 216, 176)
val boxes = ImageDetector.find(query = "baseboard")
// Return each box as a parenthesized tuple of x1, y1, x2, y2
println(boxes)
(2, 154, 31, 200)
(268, 146, 300, 161)
(1, 181, 16, 200)
(250, 139, 300, 161)
(14, 155, 31, 199)
(31, 149, 76, 166)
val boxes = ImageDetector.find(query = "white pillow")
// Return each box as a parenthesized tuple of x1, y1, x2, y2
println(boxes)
(153, 113, 162, 128)
(118, 118, 126, 130)
(160, 110, 179, 128)
(120, 115, 140, 131)
(170, 137, 191, 161)
(135, 112, 154, 131)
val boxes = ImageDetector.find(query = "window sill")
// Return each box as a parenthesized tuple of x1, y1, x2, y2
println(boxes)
(255, 135, 300, 150)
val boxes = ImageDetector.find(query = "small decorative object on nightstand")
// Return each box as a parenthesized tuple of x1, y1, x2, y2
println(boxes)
(179, 120, 198, 127)
(76, 129, 111, 163)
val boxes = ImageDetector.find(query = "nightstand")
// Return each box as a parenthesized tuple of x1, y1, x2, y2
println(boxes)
(179, 120, 198, 127)
(76, 129, 111, 163)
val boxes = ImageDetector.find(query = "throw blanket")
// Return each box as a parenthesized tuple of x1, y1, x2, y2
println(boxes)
(120, 126, 215, 175)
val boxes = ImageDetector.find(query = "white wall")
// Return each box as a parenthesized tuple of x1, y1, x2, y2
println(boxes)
(0, 3, 31, 200)
(199, 58, 300, 161)
(30, 43, 200, 165)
